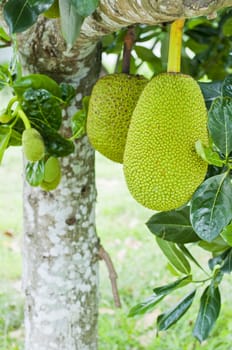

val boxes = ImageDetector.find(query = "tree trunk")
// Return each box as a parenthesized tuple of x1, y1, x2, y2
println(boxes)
(1, 1, 232, 349)
(18, 18, 101, 350)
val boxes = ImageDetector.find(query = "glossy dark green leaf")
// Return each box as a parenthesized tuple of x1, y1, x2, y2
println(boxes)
(22, 88, 62, 131)
(128, 294, 164, 317)
(208, 97, 232, 157)
(193, 286, 221, 343)
(156, 238, 191, 274)
(0, 125, 11, 162)
(147, 207, 199, 244)
(190, 173, 232, 242)
(60, 83, 76, 103)
(71, 0, 99, 17)
(3, 0, 53, 33)
(199, 81, 222, 109)
(221, 249, 232, 273)
(26, 160, 45, 186)
(157, 290, 196, 331)
(59, 0, 84, 48)
(195, 140, 225, 167)
(42, 128, 75, 157)
(153, 275, 192, 296)
(221, 223, 232, 246)
(222, 75, 232, 98)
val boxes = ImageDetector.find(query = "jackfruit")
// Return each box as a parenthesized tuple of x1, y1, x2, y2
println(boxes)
(123, 73, 208, 211)
(22, 128, 45, 162)
(40, 156, 61, 191)
(86, 73, 148, 163)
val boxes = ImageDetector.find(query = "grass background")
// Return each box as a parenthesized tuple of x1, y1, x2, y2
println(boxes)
(1, 148, 232, 349)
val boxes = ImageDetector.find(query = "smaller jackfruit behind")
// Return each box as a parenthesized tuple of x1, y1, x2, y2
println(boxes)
(22, 128, 45, 162)
(40, 156, 61, 191)
(87, 73, 148, 163)
(123, 73, 208, 211)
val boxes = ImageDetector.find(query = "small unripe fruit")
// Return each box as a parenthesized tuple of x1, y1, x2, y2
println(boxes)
(40, 156, 61, 191)
(22, 128, 45, 162)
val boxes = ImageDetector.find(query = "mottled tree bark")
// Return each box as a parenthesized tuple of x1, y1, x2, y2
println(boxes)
(1, 1, 232, 349)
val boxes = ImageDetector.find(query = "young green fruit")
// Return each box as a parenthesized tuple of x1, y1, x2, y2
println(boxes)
(123, 73, 208, 211)
(87, 73, 148, 163)
(40, 156, 61, 191)
(22, 128, 45, 162)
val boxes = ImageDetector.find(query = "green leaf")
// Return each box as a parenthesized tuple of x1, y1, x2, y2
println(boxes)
(22, 88, 62, 131)
(128, 294, 164, 317)
(221, 222, 232, 246)
(153, 275, 192, 296)
(190, 173, 232, 242)
(199, 81, 222, 110)
(178, 245, 207, 273)
(221, 249, 232, 273)
(222, 75, 232, 98)
(59, 0, 84, 49)
(60, 83, 76, 103)
(222, 17, 232, 37)
(71, 96, 89, 138)
(156, 238, 191, 274)
(208, 97, 232, 157)
(193, 285, 221, 343)
(198, 236, 230, 254)
(0, 27, 11, 42)
(195, 140, 225, 167)
(146, 207, 199, 244)
(8, 129, 22, 146)
(208, 249, 229, 271)
(26, 160, 45, 186)
(157, 290, 196, 331)
(42, 127, 75, 157)
(0, 125, 11, 162)
(128, 275, 191, 318)
(3, 0, 53, 33)
(71, 0, 99, 17)
(13, 74, 61, 98)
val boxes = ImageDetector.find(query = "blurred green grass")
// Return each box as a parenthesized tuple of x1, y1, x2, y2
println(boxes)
(1, 148, 232, 349)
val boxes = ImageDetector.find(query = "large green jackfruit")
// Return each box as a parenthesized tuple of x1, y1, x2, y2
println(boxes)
(86, 73, 148, 163)
(123, 73, 208, 211)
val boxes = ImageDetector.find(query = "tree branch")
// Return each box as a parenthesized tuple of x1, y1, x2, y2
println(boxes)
(98, 244, 122, 308)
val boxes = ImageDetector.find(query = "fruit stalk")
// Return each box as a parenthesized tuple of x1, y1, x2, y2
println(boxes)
(122, 26, 136, 74)
(17, 108, 31, 129)
(167, 19, 185, 73)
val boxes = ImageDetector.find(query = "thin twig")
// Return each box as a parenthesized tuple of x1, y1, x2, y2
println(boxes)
(98, 244, 122, 308)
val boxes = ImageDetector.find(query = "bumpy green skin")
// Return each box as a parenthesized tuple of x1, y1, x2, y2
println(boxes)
(123, 73, 208, 211)
(87, 73, 148, 163)
(40, 156, 61, 191)
(22, 128, 45, 162)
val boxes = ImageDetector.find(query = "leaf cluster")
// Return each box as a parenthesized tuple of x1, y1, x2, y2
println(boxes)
(0, 65, 87, 189)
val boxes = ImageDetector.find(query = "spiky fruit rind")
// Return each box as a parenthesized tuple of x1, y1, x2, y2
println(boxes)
(87, 73, 148, 163)
(123, 73, 208, 211)
(22, 128, 45, 162)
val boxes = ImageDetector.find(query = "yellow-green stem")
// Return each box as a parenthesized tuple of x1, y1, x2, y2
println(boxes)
(18, 108, 31, 129)
(167, 19, 185, 73)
